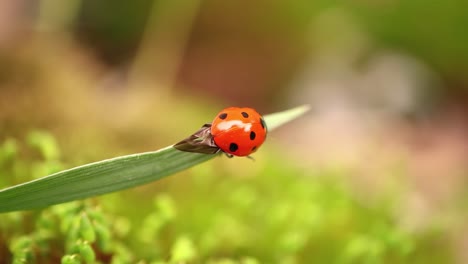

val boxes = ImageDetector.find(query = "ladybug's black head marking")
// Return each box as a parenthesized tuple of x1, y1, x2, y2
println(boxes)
(229, 143, 239, 152)
(250, 131, 256, 140)
(219, 113, 228, 119)
(241, 112, 249, 118)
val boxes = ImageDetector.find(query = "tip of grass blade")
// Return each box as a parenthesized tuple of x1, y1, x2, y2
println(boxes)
(0, 105, 310, 213)
(264, 105, 310, 131)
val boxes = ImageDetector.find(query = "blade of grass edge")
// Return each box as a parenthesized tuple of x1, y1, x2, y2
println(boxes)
(263, 105, 310, 131)
(0, 105, 309, 213)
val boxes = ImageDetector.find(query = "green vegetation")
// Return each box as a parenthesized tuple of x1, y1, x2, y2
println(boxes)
(1, 1, 466, 263)
(0, 106, 308, 213)
(0, 117, 452, 263)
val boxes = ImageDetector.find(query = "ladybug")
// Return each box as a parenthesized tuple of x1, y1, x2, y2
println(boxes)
(174, 107, 267, 157)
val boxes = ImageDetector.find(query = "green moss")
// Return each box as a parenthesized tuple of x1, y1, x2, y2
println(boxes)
(0, 132, 456, 263)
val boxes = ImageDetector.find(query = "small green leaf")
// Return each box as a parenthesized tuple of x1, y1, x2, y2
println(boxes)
(0, 105, 309, 213)
(10, 236, 35, 264)
(154, 194, 177, 220)
(27, 130, 60, 161)
(79, 241, 96, 263)
(61, 254, 80, 264)
(10, 236, 33, 254)
(170, 236, 197, 262)
(79, 213, 96, 242)
(94, 221, 111, 252)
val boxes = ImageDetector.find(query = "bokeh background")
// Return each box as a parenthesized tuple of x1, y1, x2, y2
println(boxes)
(1, 0, 468, 263)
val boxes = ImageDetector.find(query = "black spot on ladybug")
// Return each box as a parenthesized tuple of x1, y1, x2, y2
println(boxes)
(250, 131, 256, 140)
(229, 143, 238, 152)
(260, 118, 266, 129)
(241, 112, 249, 118)
(219, 113, 228, 119)
(252, 146, 257, 151)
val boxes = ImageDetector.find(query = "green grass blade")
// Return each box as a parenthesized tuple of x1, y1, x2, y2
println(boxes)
(0, 105, 309, 213)
(263, 105, 310, 131)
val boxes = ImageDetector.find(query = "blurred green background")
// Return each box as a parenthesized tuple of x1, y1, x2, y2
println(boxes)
(1, 0, 468, 263)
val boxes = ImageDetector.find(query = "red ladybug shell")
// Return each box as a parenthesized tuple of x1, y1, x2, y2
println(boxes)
(211, 107, 267, 156)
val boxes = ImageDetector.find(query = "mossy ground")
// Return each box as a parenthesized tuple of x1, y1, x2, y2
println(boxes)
(0, 132, 453, 263)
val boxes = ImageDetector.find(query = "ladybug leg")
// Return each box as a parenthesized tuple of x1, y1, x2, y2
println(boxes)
(224, 153, 234, 158)
(246, 155, 255, 161)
